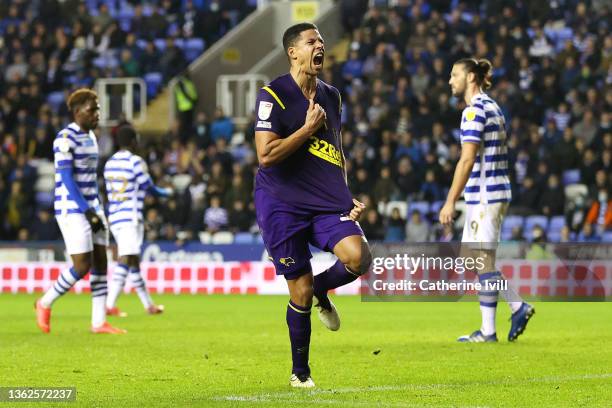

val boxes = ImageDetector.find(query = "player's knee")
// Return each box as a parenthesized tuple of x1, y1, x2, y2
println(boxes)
(292, 284, 313, 307)
(344, 240, 372, 276)
(72, 258, 92, 277)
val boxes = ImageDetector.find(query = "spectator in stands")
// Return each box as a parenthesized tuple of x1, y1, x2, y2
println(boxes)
(539, 174, 565, 216)
(405, 210, 430, 242)
(228, 200, 252, 233)
(210, 106, 234, 143)
(584, 170, 612, 233)
(573, 110, 599, 148)
(191, 111, 211, 149)
(526, 226, 553, 260)
(119, 49, 140, 77)
(559, 226, 572, 243)
(30, 209, 60, 241)
(384, 207, 406, 242)
(395, 156, 420, 199)
(174, 70, 198, 143)
(513, 176, 539, 216)
(420, 169, 444, 202)
(360, 208, 385, 241)
(373, 166, 398, 204)
(224, 173, 251, 209)
(140, 40, 162, 73)
(204, 195, 228, 233)
(5, 181, 27, 238)
(577, 223, 600, 242)
(160, 38, 186, 81)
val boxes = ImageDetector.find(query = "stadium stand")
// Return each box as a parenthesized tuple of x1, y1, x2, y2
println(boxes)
(0, 0, 610, 243)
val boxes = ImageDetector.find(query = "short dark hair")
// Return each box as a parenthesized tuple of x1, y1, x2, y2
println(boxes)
(116, 125, 137, 149)
(282, 22, 318, 55)
(455, 58, 493, 90)
(67, 88, 97, 112)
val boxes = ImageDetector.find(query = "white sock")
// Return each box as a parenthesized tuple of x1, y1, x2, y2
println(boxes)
(40, 267, 81, 308)
(508, 302, 523, 313)
(106, 263, 129, 309)
(478, 272, 500, 336)
(499, 281, 524, 313)
(129, 268, 153, 308)
(480, 305, 497, 336)
(90, 271, 108, 327)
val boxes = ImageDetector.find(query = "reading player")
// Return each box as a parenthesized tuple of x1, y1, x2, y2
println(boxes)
(254, 23, 371, 387)
(35, 88, 125, 334)
(439, 58, 535, 342)
(104, 125, 170, 316)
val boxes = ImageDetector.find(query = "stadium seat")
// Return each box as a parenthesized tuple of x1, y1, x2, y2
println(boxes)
(562, 169, 581, 185)
(136, 39, 148, 50)
(234, 232, 254, 244)
(46, 92, 65, 113)
(212, 231, 234, 244)
(385, 200, 408, 219)
(154, 39, 167, 52)
(35, 191, 54, 208)
(144, 72, 163, 99)
(547, 230, 561, 242)
(502, 215, 524, 233)
(602, 231, 612, 243)
(525, 215, 549, 232)
(407, 201, 429, 217)
(548, 215, 566, 232)
(199, 231, 212, 244)
(430, 200, 444, 215)
(185, 38, 205, 61)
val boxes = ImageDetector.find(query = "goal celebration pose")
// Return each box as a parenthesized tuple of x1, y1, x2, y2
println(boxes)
(254, 23, 372, 387)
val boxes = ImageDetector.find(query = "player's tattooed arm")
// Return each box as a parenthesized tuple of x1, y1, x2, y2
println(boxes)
(255, 99, 326, 167)
(439, 142, 479, 225)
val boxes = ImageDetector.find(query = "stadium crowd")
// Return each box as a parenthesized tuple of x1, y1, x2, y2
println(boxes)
(0, 0, 611, 244)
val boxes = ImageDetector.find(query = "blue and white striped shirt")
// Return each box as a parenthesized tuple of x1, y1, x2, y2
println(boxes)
(54, 122, 101, 215)
(104, 150, 152, 226)
(460, 93, 512, 205)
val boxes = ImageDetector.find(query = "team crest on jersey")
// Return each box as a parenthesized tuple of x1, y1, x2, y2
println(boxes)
(258, 101, 273, 120)
(57, 137, 71, 153)
(465, 108, 477, 121)
(279, 257, 295, 267)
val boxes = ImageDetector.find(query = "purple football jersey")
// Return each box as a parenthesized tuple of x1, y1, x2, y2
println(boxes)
(254, 74, 353, 213)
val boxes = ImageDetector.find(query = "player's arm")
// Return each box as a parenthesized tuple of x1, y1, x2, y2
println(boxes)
(256, 99, 325, 168)
(55, 135, 104, 231)
(439, 142, 479, 225)
(135, 157, 173, 197)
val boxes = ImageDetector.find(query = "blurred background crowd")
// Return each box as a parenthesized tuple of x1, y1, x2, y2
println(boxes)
(0, 0, 610, 244)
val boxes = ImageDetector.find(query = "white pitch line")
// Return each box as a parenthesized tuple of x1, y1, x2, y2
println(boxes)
(214, 373, 612, 404)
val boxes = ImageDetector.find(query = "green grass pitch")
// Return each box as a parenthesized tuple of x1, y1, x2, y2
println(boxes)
(1, 294, 611, 407)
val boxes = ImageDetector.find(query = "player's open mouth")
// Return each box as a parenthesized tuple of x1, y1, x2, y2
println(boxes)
(313, 52, 324, 67)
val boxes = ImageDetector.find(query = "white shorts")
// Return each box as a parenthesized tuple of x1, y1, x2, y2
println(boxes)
(110, 222, 144, 257)
(56, 212, 109, 255)
(462, 202, 508, 245)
